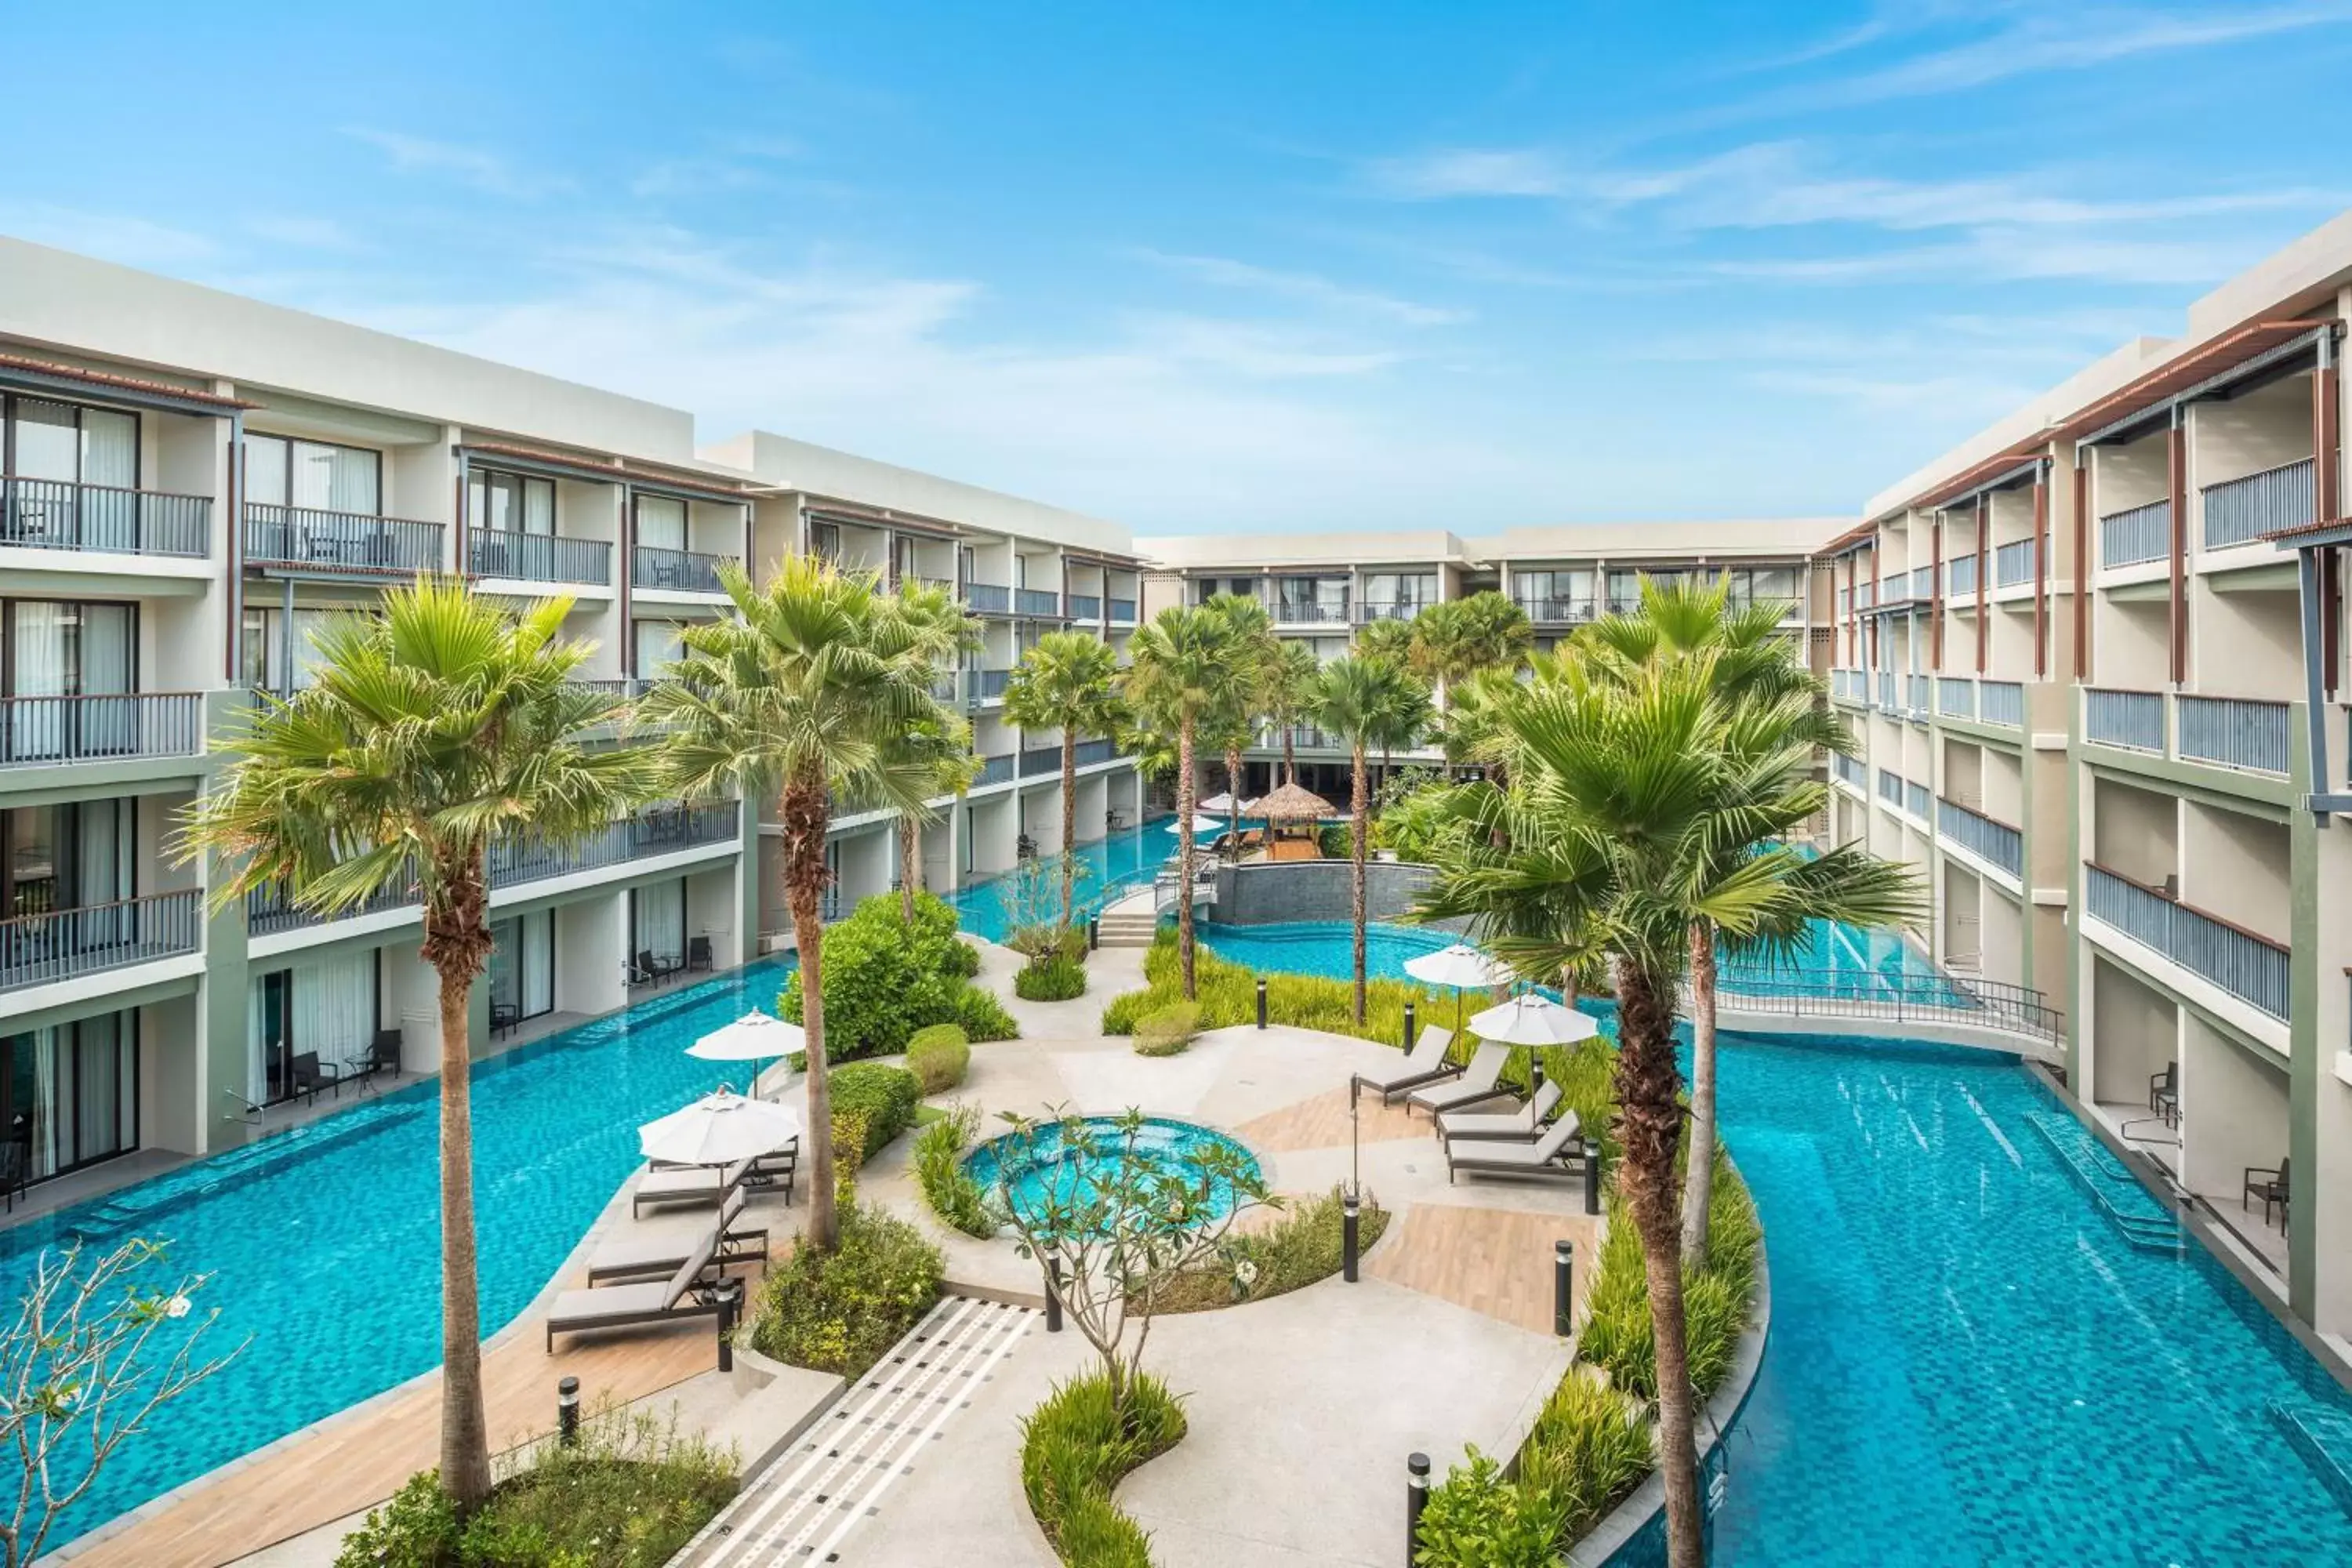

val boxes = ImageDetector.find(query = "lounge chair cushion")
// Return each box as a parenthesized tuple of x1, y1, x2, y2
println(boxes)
(1352, 1027, 1457, 1093)
(1408, 1042, 1510, 1114)
(1438, 1080, 1565, 1140)
(1450, 1112, 1584, 1170)
(662, 1231, 720, 1310)
(547, 1280, 672, 1330)
(637, 1156, 752, 1200)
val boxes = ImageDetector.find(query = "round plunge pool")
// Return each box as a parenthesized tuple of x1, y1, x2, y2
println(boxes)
(963, 1116, 1261, 1230)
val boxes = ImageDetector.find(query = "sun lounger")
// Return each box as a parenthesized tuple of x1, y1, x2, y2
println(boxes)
(1437, 1081, 1566, 1142)
(630, 1155, 754, 1218)
(1406, 1042, 1511, 1118)
(586, 1192, 770, 1286)
(1443, 1114, 1588, 1184)
(1350, 1026, 1461, 1104)
(546, 1232, 726, 1351)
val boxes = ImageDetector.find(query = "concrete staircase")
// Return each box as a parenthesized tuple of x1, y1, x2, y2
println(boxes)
(1096, 908, 1162, 947)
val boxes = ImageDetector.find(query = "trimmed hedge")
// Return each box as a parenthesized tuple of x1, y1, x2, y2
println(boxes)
(1014, 953, 1088, 1001)
(1021, 1371, 1186, 1567)
(906, 1023, 971, 1094)
(746, 1200, 943, 1379)
(781, 893, 1017, 1060)
(829, 1062, 921, 1159)
(1132, 1001, 1199, 1058)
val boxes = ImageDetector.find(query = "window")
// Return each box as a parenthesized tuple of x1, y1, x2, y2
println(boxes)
(2, 799, 132, 918)
(1363, 572, 1436, 607)
(2, 397, 138, 488)
(1515, 569, 1592, 607)
(489, 909, 556, 1024)
(2, 1011, 138, 1181)
(469, 468, 556, 535)
(246, 434, 381, 515)
(1728, 566, 1800, 607)
(633, 619, 685, 678)
(631, 880, 686, 970)
(635, 495, 687, 553)
(3, 600, 136, 759)
(241, 606, 340, 692)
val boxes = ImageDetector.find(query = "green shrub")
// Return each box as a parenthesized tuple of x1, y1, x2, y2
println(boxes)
(1015, 954, 1088, 1001)
(1514, 1371, 1653, 1540)
(1020, 1371, 1186, 1567)
(1411, 1447, 1570, 1568)
(748, 1201, 943, 1377)
(829, 1062, 920, 1158)
(954, 983, 1019, 1041)
(914, 1103, 995, 1238)
(1098, 989, 1147, 1034)
(1132, 1000, 1200, 1057)
(1149, 1187, 1392, 1312)
(335, 1472, 457, 1568)
(780, 893, 1014, 1059)
(906, 1023, 971, 1094)
(1316, 822, 1352, 858)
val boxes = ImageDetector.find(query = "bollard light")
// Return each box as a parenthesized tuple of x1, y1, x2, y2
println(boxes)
(1342, 1191, 1361, 1283)
(715, 1278, 743, 1374)
(1406, 1452, 1432, 1558)
(1088, 916, 1101, 951)
(1403, 1001, 1416, 1050)
(1044, 1255, 1065, 1333)
(1554, 1240, 1573, 1338)
(1256, 976, 1269, 1029)
(1583, 1142, 1603, 1216)
(557, 1375, 581, 1448)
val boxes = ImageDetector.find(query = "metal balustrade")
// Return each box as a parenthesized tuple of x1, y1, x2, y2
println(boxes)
(1830, 668, 1866, 703)
(468, 528, 612, 585)
(901, 575, 954, 596)
(1019, 745, 1062, 775)
(1911, 566, 1937, 599)
(2100, 499, 2171, 568)
(2085, 863, 2288, 1020)
(1833, 751, 1865, 789)
(1272, 600, 1350, 623)
(2085, 688, 2164, 751)
(631, 544, 732, 593)
(1937, 677, 1976, 719)
(1877, 671, 1897, 710)
(1938, 798, 2022, 877)
(1906, 780, 1931, 818)
(1994, 536, 2038, 588)
(1836, 586, 1850, 617)
(1109, 598, 1138, 622)
(1907, 674, 1932, 713)
(1876, 768, 1904, 806)
(965, 583, 1011, 613)
(2176, 695, 2290, 775)
(1074, 738, 1116, 767)
(1516, 597, 1595, 623)
(1359, 600, 1428, 622)
(1015, 588, 1062, 616)
(2, 477, 212, 557)
(1947, 554, 1977, 597)
(0, 692, 204, 765)
(1979, 681, 2024, 728)
(0, 889, 203, 992)
(2202, 456, 2314, 550)
(1855, 580, 1877, 608)
(969, 668, 1012, 702)
(245, 504, 443, 572)
(1068, 593, 1102, 619)
(975, 753, 1015, 786)
(1712, 965, 2060, 1044)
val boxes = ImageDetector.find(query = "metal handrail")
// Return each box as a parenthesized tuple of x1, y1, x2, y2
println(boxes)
(1993, 536, 2038, 588)
(2100, 499, 2171, 568)
(0, 888, 203, 991)
(631, 543, 734, 593)
(2084, 862, 2288, 1020)
(2, 476, 211, 557)
(2176, 694, 2289, 775)
(1937, 797, 2023, 877)
(1712, 964, 2061, 1044)
(0, 691, 204, 765)
(245, 503, 443, 572)
(468, 528, 612, 585)
(2202, 456, 2314, 550)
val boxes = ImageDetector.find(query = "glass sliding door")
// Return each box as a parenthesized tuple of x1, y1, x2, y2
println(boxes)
(488, 909, 556, 1026)
(249, 953, 379, 1104)
(3, 599, 138, 761)
(632, 880, 686, 970)
(2, 1011, 139, 1182)
(2, 397, 141, 550)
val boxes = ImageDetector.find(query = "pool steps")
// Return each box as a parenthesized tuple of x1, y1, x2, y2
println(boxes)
(2022, 1112, 2183, 1253)
(2269, 1401, 2352, 1521)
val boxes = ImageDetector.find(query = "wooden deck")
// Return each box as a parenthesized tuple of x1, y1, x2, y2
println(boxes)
(1367, 1201, 1602, 1336)
(1234, 1083, 1425, 1154)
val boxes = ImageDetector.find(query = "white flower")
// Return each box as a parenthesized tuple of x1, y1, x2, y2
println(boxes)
(1234, 1260, 1260, 1287)
(165, 1295, 192, 1319)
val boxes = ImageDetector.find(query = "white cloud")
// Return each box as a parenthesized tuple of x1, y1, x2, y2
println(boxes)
(1133, 250, 1466, 325)
(244, 214, 362, 251)
(0, 205, 217, 270)
(341, 127, 564, 199)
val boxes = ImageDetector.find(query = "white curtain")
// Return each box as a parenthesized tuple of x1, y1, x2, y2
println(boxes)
(245, 435, 289, 506)
(635, 880, 685, 967)
(523, 910, 554, 1016)
(522, 477, 554, 535)
(635, 620, 684, 678)
(11, 603, 66, 759)
(636, 495, 686, 552)
(80, 604, 133, 757)
(290, 441, 379, 514)
(79, 411, 138, 550)
(289, 609, 334, 691)
(247, 972, 270, 1106)
(9, 401, 76, 482)
(73, 1014, 122, 1167)
(30, 1027, 58, 1178)
(294, 950, 378, 1073)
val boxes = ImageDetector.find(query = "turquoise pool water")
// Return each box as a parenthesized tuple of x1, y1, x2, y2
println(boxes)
(947, 815, 1174, 944)
(962, 1116, 1260, 1232)
(1218, 921, 2352, 1563)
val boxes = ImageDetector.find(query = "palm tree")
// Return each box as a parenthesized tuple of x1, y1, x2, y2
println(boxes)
(1310, 654, 1426, 1024)
(1203, 593, 1277, 840)
(1258, 638, 1322, 788)
(1003, 630, 1125, 928)
(1354, 615, 1415, 665)
(1421, 652, 1915, 1568)
(1407, 590, 1532, 692)
(1121, 605, 1243, 999)
(639, 557, 938, 1252)
(1365, 664, 1432, 798)
(179, 580, 659, 1512)
(887, 713, 980, 925)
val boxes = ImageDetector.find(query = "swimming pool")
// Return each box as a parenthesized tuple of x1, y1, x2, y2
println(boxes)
(963, 1116, 1260, 1232)
(947, 814, 1174, 943)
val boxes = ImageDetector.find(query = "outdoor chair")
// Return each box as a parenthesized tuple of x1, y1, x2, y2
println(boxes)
(1406, 1042, 1512, 1119)
(1443, 1115, 1588, 1185)
(586, 1191, 769, 1286)
(631, 1155, 754, 1218)
(2245, 1156, 2290, 1230)
(0, 1143, 25, 1214)
(687, 936, 714, 973)
(546, 1232, 728, 1351)
(288, 1051, 342, 1105)
(1437, 1081, 1566, 1142)
(2150, 1061, 2180, 1126)
(1351, 1026, 1461, 1104)
(357, 1029, 403, 1083)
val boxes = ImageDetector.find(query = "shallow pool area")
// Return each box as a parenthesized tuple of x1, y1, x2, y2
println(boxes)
(963, 1115, 1261, 1232)
(946, 815, 1173, 944)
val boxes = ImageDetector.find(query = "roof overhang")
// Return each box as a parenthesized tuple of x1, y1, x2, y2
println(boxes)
(458, 441, 760, 503)
(0, 352, 254, 418)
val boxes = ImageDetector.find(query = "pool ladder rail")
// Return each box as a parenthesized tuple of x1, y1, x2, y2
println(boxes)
(2023, 1111, 2184, 1254)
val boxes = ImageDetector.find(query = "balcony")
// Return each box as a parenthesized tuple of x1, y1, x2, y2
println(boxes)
(899, 575, 954, 597)
(1877, 671, 1897, 710)
(1833, 751, 1865, 789)
(1938, 798, 2022, 877)
(975, 753, 1014, 787)
(1855, 580, 1878, 609)
(1109, 598, 1138, 623)
(2084, 688, 2164, 752)
(1267, 724, 1338, 750)
(1907, 674, 1932, 713)
(1980, 681, 2024, 728)
(1074, 738, 1116, 767)
(245, 504, 442, 574)
(0, 692, 205, 768)
(2085, 862, 2287, 1020)
(1015, 589, 1062, 617)
(1835, 587, 1849, 618)
(1905, 779, 1930, 819)
(967, 668, 1012, 704)
(1069, 594, 1103, 621)
(2203, 457, 2314, 550)
(1019, 744, 1062, 775)
(2, 477, 210, 558)
(0, 889, 203, 993)
(1830, 668, 1867, 705)
(1515, 597, 1595, 624)
(1937, 677, 1976, 720)
(468, 529, 613, 586)
(1947, 554, 1977, 597)
(2100, 499, 2171, 568)
(245, 803, 742, 937)
(966, 583, 1011, 614)
(1993, 537, 2038, 589)
(2176, 695, 2288, 775)
(1271, 599, 1350, 625)
(631, 545, 733, 595)
(1876, 768, 1904, 808)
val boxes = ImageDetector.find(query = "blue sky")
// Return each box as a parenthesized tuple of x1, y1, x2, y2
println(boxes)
(5, 2, 2350, 533)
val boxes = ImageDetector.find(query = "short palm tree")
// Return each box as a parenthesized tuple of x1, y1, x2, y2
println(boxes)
(1407, 590, 1532, 691)
(179, 580, 659, 1512)
(1258, 638, 1322, 788)
(1203, 593, 1278, 839)
(1121, 605, 1243, 999)
(887, 712, 979, 924)
(639, 557, 938, 1252)
(1311, 654, 1426, 1024)
(1003, 630, 1126, 928)
(1354, 615, 1415, 664)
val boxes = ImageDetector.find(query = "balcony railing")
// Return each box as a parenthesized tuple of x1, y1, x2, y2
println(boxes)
(2, 477, 211, 558)
(631, 544, 732, 594)
(468, 529, 612, 585)
(1836, 587, 1850, 618)
(0, 888, 204, 993)
(1947, 554, 1977, 597)
(966, 583, 1011, 614)
(1993, 537, 2037, 588)
(1713, 966, 2060, 1045)
(1109, 598, 1138, 622)
(2100, 499, 2171, 568)
(899, 575, 954, 597)
(0, 692, 205, 766)
(2085, 688, 2164, 752)
(969, 668, 1012, 703)
(1015, 589, 1062, 617)
(1856, 580, 1878, 609)
(1907, 674, 1932, 713)
(1019, 745, 1062, 775)
(245, 504, 443, 573)
(2085, 862, 2288, 1020)
(2203, 457, 2314, 550)
(1833, 751, 1865, 789)
(1830, 668, 1867, 704)
(1359, 600, 1428, 622)
(2176, 695, 2289, 775)
(975, 753, 1014, 787)
(1069, 593, 1103, 620)
(1937, 677, 1976, 720)
(1516, 597, 1595, 624)
(1272, 600, 1350, 624)
(1877, 671, 1897, 710)
(1980, 681, 2024, 728)
(1905, 780, 1931, 819)
(245, 804, 742, 937)
(1876, 768, 1904, 807)
(1074, 738, 1116, 767)
(1938, 799, 2022, 877)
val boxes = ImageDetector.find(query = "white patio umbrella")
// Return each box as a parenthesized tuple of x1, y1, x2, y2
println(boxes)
(686, 1011, 804, 1099)
(1403, 942, 1516, 1032)
(638, 1087, 804, 1167)
(1469, 992, 1599, 1048)
(1197, 793, 1258, 815)
(1166, 814, 1226, 834)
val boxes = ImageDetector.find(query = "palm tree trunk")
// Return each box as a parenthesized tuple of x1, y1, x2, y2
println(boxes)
(422, 877, 492, 1512)
(1282, 727, 1296, 788)
(1177, 722, 1198, 1000)
(1681, 922, 1719, 1268)
(785, 772, 840, 1252)
(1350, 742, 1368, 1025)
(1225, 744, 1243, 844)
(1615, 963, 1705, 1568)
(1060, 732, 1078, 930)
(899, 815, 920, 926)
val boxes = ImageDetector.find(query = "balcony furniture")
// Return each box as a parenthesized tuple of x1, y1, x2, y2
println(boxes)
(2149, 1061, 2179, 1127)
(353, 1029, 403, 1088)
(489, 1002, 520, 1040)
(2244, 1157, 2289, 1230)
(688, 935, 713, 973)
(244, 505, 443, 574)
(631, 949, 684, 988)
(589, 1192, 770, 1287)
(2, 477, 211, 557)
(288, 1051, 343, 1106)
(1350, 1026, 1461, 1105)
(1406, 1043, 1511, 1119)
(631, 545, 730, 593)
(631, 1156, 754, 1219)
